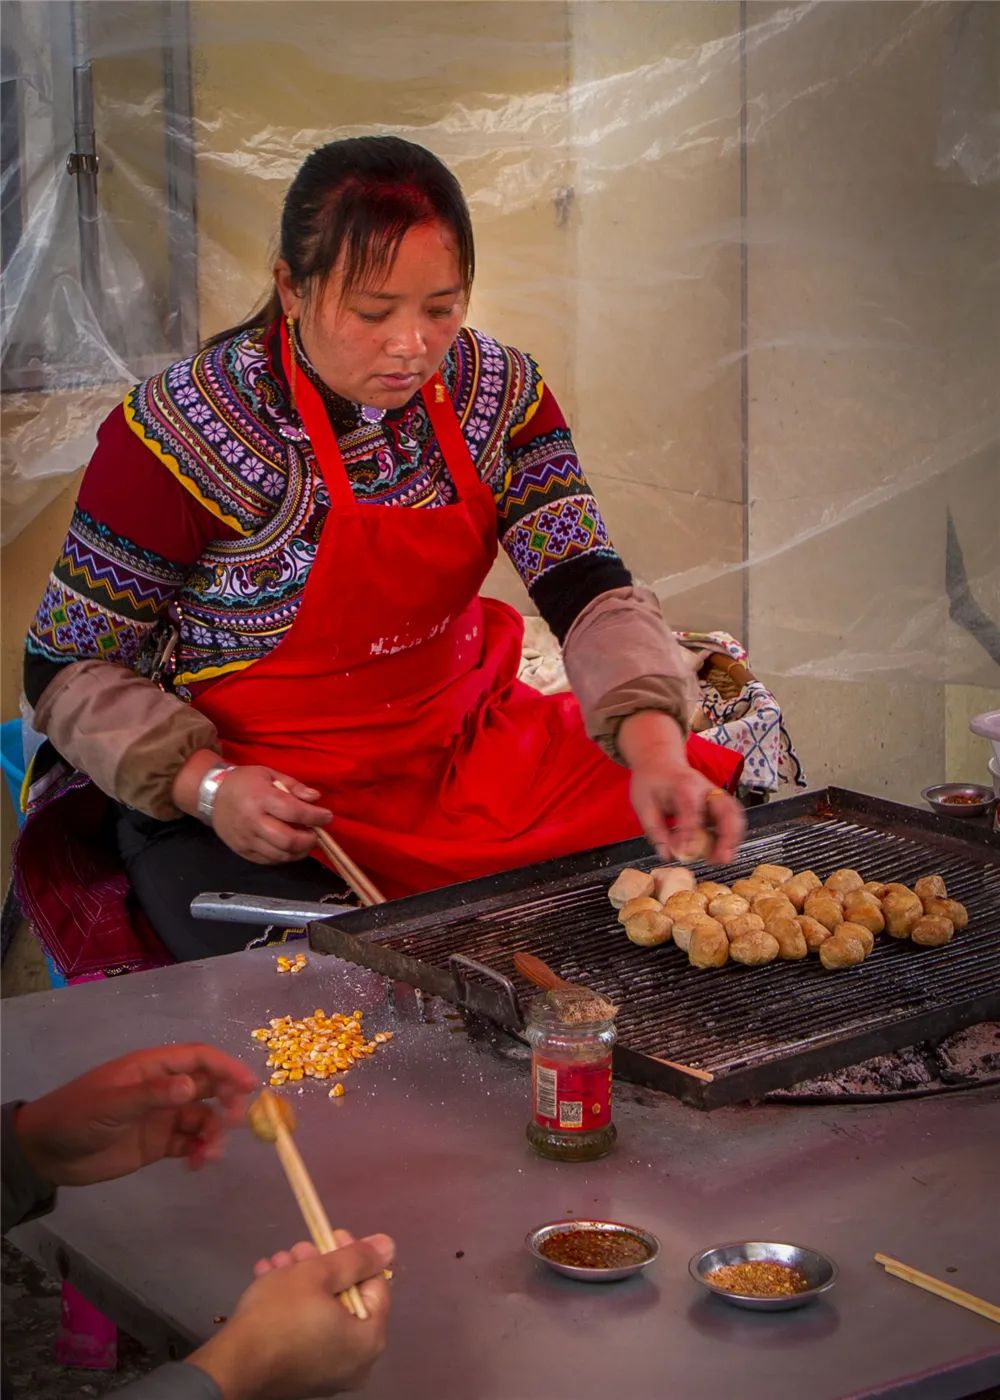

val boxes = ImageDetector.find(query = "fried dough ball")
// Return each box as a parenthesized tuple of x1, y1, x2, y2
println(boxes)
(883, 882, 917, 900)
(609, 868, 655, 909)
(796, 915, 833, 952)
(722, 912, 765, 942)
(730, 930, 780, 966)
(765, 916, 808, 960)
(837, 920, 875, 956)
(841, 891, 886, 935)
(624, 909, 674, 947)
(617, 896, 663, 925)
(862, 880, 890, 899)
(664, 890, 710, 919)
(753, 863, 794, 886)
(914, 874, 947, 905)
(882, 891, 923, 939)
(753, 893, 798, 924)
(688, 919, 730, 968)
(673, 832, 712, 865)
(922, 896, 968, 932)
(732, 876, 778, 901)
(696, 880, 732, 901)
(650, 866, 697, 902)
(911, 915, 955, 947)
(671, 911, 709, 953)
(780, 871, 822, 911)
(803, 890, 845, 932)
(708, 893, 751, 920)
(819, 932, 867, 969)
(825, 868, 864, 898)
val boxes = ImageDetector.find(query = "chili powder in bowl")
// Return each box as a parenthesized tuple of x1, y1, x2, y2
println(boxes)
(689, 1241, 837, 1311)
(526, 1220, 660, 1282)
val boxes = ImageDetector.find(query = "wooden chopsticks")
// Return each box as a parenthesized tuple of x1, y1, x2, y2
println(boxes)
(273, 780, 386, 907)
(257, 1091, 368, 1320)
(874, 1253, 1000, 1325)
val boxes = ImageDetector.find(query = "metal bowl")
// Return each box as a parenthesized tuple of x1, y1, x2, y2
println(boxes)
(527, 1219, 660, 1282)
(921, 783, 996, 819)
(689, 1241, 838, 1311)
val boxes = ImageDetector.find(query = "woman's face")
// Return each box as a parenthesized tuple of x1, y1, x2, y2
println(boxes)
(276, 220, 467, 410)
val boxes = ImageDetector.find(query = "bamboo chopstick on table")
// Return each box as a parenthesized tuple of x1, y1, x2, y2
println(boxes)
(874, 1253, 1000, 1325)
(272, 780, 386, 907)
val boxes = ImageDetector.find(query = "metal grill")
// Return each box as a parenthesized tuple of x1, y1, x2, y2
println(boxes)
(310, 789, 1000, 1108)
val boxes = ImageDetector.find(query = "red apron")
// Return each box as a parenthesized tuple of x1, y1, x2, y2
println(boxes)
(193, 326, 743, 899)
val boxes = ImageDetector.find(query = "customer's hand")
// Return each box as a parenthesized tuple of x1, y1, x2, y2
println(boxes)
(210, 766, 334, 865)
(189, 1231, 394, 1399)
(617, 711, 745, 864)
(14, 1044, 257, 1188)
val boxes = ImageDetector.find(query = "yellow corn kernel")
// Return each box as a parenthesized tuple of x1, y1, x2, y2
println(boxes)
(329, 1083, 345, 1098)
(269, 1071, 289, 1085)
(288, 1068, 304, 1082)
(353, 1010, 363, 1020)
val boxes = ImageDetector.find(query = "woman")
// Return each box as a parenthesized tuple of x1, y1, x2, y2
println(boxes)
(20, 136, 744, 968)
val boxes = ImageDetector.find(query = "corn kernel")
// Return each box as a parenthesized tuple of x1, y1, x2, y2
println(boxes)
(329, 1083, 345, 1098)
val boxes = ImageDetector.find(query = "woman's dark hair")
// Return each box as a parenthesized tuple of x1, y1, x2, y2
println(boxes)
(204, 136, 474, 347)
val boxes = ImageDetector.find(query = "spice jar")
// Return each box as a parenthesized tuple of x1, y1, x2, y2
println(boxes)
(525, 992, 617, 1162)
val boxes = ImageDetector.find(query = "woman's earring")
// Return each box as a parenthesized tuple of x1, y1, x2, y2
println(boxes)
(286, 314, 298, 401)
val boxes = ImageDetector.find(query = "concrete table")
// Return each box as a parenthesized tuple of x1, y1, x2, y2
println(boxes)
(4, 945, 999, 1400)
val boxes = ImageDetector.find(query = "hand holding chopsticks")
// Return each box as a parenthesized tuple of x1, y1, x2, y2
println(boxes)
(874, 1253, 1000, 1325)
(248, 1090, 368, 1319)
(272, 780, 386, 907)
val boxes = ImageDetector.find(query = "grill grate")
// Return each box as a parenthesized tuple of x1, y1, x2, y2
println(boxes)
(316, 791, 1000, 1107)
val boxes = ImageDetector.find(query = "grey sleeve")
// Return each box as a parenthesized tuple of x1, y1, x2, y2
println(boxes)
(2, 1102, 57, 1234)
(113, 1361, 223, 1400)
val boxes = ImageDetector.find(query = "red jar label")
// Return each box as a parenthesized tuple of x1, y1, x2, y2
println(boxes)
(532, 1054, 612, 1131)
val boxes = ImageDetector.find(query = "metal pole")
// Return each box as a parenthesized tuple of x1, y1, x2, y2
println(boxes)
(162, 0, 199, 352)
(67, 0, 101, 319)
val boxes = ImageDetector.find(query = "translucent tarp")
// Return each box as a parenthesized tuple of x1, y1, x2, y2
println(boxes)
(2, 0, 998, 799)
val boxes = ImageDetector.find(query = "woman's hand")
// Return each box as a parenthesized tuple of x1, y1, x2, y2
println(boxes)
(189, 1230, 394, 1400)
(173, 751, 333, 865)
(616, 711, 745, 864)
(14, 1044, 257, 1188)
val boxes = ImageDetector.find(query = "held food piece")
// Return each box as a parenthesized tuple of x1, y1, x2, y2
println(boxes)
(796, 914, 833, 952)
(688, 920, 730, 969)
(803, 890, 845, 933)
(766, 916, 808, 960)
(608, 868, 655, 909)
(824, 868, 864, 898)
(617, 896, 663, 925)
(732, 877, 777, 901)
(673, 832, 712, 865)
(624, 909, 673, 948)
(914, 874, 947, 905)
(246, 1092, 296, 1142)
(819, 932, 867, 969)
(881, 891, 923, 939)
(837, 921, 875, 956)
(780, 871, 822, 912)
(650, 866, 697, 902)
(722, 912, 765, 942)
(729, 930, 780, 966)
(841, 891, 886, 935)
(753, 863, 794, 886)
(922, 896, 968, 931)
(664, 890, 710, 919)
(696, 880, 732, 901)
(752, 893, 798, 924)
(708, 893, 751, 920)
(911, 915, 955, 947)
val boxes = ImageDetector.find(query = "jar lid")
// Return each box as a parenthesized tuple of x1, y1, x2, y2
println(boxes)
(528, 988, 617, 1027)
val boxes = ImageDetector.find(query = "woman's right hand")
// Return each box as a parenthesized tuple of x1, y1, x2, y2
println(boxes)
(172, 751, 333, 864)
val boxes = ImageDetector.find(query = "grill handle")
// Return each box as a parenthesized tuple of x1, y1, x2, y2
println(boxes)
(190, 892, 356, 926)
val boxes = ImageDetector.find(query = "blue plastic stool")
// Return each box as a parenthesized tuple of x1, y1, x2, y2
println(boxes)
(1, 718, 67, 988)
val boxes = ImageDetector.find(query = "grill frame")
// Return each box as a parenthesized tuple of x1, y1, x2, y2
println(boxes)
(307, 788, 1000, 1108)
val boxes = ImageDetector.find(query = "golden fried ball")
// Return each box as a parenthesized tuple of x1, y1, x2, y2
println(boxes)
(696, 880, 732, 901)
(671, 911, 712, 953)
(881, 891, 923, 939)
(664, 890, 710, 919)
(247, 1092, 296, 1143)
(796, 914, 833, 952)
(780, 871, 822, 912)
(914, 874, 947, 905)
(765, 916, 808, 960)
(617, 896, 663, 925)
(803, 890, 845, 933)
(753, 863, 794, 886)
(729, 931, 780, 966)
(650, 866, 697, 902)
(722, 912, 766, 942)
(841, 891, 886, 935)
(837, 920, 875, 956)
(732, 877, 778, 901)
(922, 896, 968, 931)
(608, 868, 655, 909)
(688, 919, 730, 968)
(825, 868, 864, 898)
(862, 880, 890, 899)
(819, 932, 867, 970)
(708, 893, 751, 920)
(753, 893, 798, 924)
(911, 915, 955, 947)
(624, 910, 673, 948)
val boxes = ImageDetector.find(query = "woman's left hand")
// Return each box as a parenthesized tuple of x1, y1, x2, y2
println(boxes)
(617, 711, 745, 864)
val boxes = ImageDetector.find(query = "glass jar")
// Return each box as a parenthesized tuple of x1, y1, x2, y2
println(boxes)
(525, 994, 617, 1162)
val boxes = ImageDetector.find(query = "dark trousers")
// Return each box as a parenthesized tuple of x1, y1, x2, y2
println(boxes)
(116, 808, 351, 962)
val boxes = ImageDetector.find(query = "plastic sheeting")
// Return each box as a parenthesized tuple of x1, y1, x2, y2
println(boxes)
(2, 1, 998, 795)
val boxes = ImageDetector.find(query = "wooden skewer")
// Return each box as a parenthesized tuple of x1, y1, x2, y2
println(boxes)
(874, 1253, 1000, 1326)
(512, 951, 715, 1084)
(273, 781, 386, 906)
(256, 1091, 368, 1320)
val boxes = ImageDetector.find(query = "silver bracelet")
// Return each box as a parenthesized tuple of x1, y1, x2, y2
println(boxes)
(196, 763, 236, 825)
